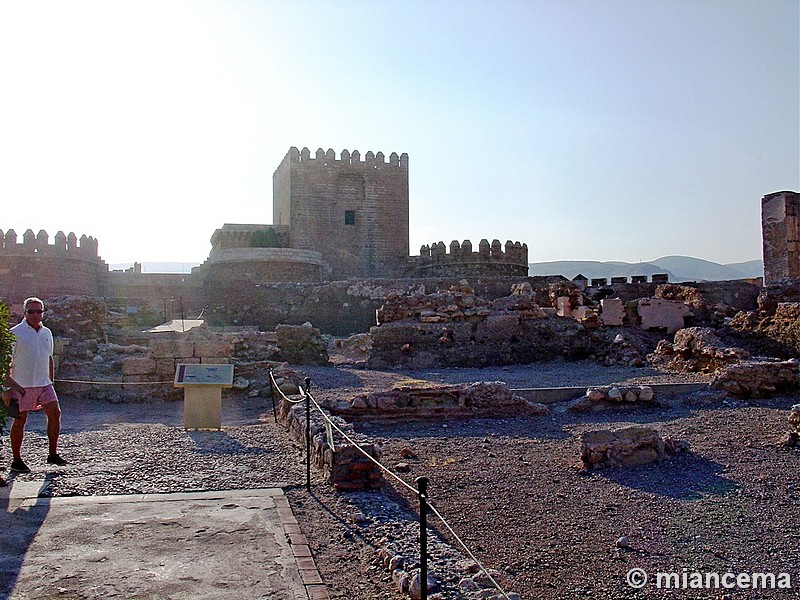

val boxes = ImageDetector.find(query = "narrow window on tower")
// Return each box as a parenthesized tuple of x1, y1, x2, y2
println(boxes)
(344, 210, 355, 225)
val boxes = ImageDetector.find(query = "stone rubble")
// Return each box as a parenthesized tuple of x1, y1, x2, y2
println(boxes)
(579, 426, 691, 470)
(647, 327, 750, 373)
(710, 358, 799, 398)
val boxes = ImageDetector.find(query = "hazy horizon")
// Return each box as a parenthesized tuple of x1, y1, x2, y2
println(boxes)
(1, 1, 797, 265)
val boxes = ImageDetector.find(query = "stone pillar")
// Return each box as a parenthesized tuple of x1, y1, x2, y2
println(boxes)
(762, 191, 800, 284)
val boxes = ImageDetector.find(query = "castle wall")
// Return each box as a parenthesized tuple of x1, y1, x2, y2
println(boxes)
(404, 239, 529, 277)
(101, 271, 205, 318)
(273, 147, 409, 279)
(762, 191, 800, 284)
(0, 229, 106, 304)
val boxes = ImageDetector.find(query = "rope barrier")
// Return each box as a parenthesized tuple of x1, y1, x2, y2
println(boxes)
(267, 370, 510, 599)
(55, 378, 171, 386)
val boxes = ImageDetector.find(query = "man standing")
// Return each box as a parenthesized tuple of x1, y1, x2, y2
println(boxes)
(7, 297, 66, 473)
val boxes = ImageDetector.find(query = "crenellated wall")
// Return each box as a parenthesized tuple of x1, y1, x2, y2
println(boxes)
(402, 239, 529, 277)
(209, 223, 291, 251)
(0, 228, 108, 303)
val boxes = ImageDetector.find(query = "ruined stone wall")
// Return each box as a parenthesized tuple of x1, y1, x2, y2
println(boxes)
(403, 239, 529, 277)
(762, 191, 800, 284)
(273, 147, 409, 279)
(203, 276, 555, 336)
(0, 229, 107, 304)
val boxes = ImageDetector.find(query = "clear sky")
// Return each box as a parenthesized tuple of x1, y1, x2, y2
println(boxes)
(1, 0, 797, 267)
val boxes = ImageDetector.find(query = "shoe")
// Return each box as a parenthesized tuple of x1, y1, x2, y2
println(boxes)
(47, 454, 68, 466)
(10, 459, 30, 473)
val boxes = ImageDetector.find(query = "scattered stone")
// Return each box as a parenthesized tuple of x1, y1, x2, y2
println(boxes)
(568, 385, 657, 413)
(409, 571, 438, 600)
(580, 426, 690, 470)
(786, 404, 800, 447)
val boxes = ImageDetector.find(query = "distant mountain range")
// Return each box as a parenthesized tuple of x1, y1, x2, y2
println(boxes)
(528, 256, 764, 283)
(111, 256, 764, 283)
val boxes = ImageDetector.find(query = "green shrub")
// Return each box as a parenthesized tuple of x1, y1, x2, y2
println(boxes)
(0, 302, 14, 434)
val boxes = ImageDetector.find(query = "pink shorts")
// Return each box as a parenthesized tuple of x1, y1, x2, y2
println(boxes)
(13, 385, 59, 413)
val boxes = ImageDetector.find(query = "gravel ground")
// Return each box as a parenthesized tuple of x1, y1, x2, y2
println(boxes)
(3, 361, 799, 600)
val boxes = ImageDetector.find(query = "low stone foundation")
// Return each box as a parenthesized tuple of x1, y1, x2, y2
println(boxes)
(322, 380, 549, 420)
(275, 390, 383, 491)
(580, 426, 690, 470)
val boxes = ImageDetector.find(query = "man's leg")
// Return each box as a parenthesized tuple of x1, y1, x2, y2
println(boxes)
(10, 412, 28, 462)
(43, 401, 61, 456)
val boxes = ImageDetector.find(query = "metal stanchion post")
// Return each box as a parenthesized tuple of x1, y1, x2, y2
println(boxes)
(416, 476, 429, 600)
(304, 377, 312, 491)
(269, 370, 277, 424)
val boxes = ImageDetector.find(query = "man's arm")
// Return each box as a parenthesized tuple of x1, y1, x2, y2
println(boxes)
(2, 375, 25, 406)
(3, 375, 25, 396)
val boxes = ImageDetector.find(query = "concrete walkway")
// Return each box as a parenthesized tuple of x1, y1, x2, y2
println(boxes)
(0, 482, 328, 599)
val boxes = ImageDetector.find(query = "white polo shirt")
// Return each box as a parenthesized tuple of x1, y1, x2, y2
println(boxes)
(10, 320, 54, 388)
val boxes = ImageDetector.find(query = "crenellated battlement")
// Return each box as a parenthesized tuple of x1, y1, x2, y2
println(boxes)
(286, 147, 409, 169)
(419, 239, 528, 262)
(0, 228, 100, 259)
(404, 239, 529, 278)
(0, 228, 107, 304)
(210, 224, 291, 251)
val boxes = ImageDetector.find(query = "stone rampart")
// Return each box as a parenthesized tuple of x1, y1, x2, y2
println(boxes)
(404, 239, 528, 277)
(0, 229, 107, 303)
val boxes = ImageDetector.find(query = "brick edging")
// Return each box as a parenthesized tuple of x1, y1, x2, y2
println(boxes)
(275, 491, 330, 600)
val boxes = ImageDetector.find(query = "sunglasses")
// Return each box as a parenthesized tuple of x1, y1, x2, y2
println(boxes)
(26, 309, 44, 314)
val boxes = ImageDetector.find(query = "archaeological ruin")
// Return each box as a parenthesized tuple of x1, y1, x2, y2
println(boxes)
(1, 148, 798, 600)
(0, 148, 797, 401)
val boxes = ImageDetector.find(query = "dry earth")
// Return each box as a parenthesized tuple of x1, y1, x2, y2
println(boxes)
(3, 360, 799, 600)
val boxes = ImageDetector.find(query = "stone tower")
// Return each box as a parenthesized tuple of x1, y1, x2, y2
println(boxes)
(273, 147, 409, 279)
(761, 191, 799, 284)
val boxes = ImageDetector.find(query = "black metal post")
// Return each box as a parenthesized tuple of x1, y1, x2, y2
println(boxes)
(416, 476, 429, 600)
(269, 369, 277, 424)
(304, 377, 312, 491)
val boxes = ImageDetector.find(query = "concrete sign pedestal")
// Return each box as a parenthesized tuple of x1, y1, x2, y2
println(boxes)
(174, 364, 234, 429)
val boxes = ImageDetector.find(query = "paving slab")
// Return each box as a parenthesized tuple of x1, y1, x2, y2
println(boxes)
(0, 482, 325, 599)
